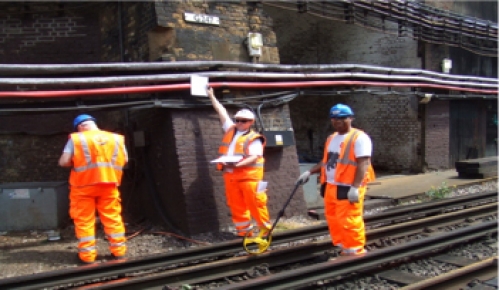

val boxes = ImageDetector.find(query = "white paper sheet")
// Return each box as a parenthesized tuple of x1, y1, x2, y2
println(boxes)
(190, 75, 208, 96)
(257, 181, 268, 192)
(210, 155, 243, 163)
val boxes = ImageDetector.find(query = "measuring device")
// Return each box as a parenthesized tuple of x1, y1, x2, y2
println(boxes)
(242, 182, 303, 254)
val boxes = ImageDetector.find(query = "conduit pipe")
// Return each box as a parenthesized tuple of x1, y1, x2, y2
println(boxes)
(0, 80, 496, 98)
(1, 72, 497, 88)
(0, 62, 496, 83)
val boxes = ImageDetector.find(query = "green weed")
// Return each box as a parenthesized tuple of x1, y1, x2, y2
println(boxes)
(425, 182, 455, 199)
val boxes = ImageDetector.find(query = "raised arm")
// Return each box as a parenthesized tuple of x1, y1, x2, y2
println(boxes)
(207, 87, 230, 125)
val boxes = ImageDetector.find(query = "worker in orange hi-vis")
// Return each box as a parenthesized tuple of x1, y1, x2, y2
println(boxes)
(296, 104, 375, 256)
(59, 114, 128, 264)
(207, 87, 271, 238)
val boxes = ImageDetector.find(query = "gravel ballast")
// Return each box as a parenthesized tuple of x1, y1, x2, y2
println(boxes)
(0, 180, 496, 280)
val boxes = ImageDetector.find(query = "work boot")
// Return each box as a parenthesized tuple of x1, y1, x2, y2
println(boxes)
(340, 248, 367, 256)
(112, 254, 126, 261)
(77, 254, 96, 265)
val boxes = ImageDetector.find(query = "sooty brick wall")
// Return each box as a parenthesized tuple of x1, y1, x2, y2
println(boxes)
(264, 5, 422, 172)
(0, 2, 100, 64)
(0, 111, 125, 183)
(171, 105, 305, 235)
(424, 100, 450, 170)
(125, 104, 306, 235)
(154, 1, 279, 63)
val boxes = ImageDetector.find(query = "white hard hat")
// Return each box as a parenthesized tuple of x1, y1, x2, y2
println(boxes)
(234, 109, 255, 120)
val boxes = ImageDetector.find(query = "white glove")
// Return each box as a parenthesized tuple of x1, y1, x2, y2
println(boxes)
(296, 171, 311, 185)
(347, 186, 359, 203)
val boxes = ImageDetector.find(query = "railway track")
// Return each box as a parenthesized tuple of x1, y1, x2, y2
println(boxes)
(0, 190, 496, 290)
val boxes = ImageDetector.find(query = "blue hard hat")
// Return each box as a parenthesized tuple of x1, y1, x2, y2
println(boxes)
(73, 114, 96, 129)
(329, 104, 354, 118)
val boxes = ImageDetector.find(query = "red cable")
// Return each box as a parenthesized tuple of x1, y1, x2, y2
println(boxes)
(0, 80, 495, 98)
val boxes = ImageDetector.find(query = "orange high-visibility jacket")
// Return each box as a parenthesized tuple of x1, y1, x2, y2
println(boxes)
(217, 125, 266, 180)
(69, 130, 127, 187)
(320, 129, 375, 185)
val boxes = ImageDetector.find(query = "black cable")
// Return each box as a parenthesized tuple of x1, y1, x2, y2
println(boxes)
(139, 147, 185, 237)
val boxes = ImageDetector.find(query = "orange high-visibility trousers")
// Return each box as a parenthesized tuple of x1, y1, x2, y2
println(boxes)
(69, 184, 126, 263)
(324, 183, 366, 254)
(223, 174, 271, 236)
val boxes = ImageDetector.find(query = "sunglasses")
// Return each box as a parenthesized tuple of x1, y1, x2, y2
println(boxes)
(235, 119, 251, 123)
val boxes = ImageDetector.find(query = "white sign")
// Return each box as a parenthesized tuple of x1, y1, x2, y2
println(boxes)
(190, 75, 209, 97)
(9, 189, 30, 199)
(184, 13, 220, 26)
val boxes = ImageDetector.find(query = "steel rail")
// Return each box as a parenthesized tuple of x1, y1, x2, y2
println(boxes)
(0, 191, 495, 290)
(399, 257, 498, 290)
(220, 221, 497, 290)
(55, 201, 499, 289)
(88, 202, 498, 289)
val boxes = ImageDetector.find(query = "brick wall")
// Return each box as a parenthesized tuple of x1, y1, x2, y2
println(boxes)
(0, 111, 125, 183)
(100, 2, 157, 62)
(153, 1, 279, 63)
(126, 104, 305, 235)
(0, 3, 100, 64)
(171, 105, 305, 235)
(424, 100, 450, 169)
(264, 5, 422, 172)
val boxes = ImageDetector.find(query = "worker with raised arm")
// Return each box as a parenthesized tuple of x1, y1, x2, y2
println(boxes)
(207, 87, 271, 238)
(296, 104, 375, 256)
(59, 114, 128, 264)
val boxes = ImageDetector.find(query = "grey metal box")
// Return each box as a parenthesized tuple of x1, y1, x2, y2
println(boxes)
(0, 181, 69, 231)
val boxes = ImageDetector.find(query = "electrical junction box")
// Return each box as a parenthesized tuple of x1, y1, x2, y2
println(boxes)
(0, 182, 69, 231)
(262, 131, 295, 147)
(247, 32, 263, 57)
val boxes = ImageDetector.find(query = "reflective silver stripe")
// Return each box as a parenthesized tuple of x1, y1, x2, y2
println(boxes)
(73, 133, 124, 172)
(110, 242, 126, 247)
(337, 130, 359, 166)
(78, 246, 96, 252)
(79, 236, 95, 242)
(111, 134, 120, 164)
(74, 162, 123, 172)
(246, 163, 264, 168)
(242, 132, 258, 157)
(78, 132, 92, 164)
(107, 232, 125, 238)
(234, 221, 251, 227)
